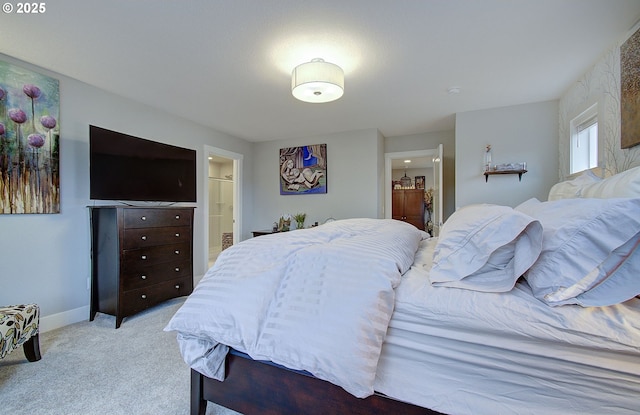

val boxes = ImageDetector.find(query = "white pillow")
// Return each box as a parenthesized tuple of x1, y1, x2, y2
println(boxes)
(430, 204, 543, 292)
(516, 197, 640, 306)
(547, 170, 602, 201)
(579, 165, 640, 198)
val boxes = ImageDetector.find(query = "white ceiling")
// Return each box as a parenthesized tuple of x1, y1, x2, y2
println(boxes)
(391, 157, 433, 170)
(2, 1, 639, 143)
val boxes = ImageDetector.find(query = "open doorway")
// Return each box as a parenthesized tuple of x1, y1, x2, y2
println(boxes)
(204, 146, 243, 270)
(384, 145, 443, 236)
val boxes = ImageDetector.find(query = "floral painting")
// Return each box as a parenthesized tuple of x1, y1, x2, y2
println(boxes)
(0, 60, 59, 214)
(279, 144, 327, 195)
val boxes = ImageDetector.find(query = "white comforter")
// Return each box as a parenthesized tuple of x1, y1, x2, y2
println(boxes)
(164, 218, 426, 397)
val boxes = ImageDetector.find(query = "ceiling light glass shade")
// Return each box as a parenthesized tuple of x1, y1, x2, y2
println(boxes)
(291, 58, 344, 103)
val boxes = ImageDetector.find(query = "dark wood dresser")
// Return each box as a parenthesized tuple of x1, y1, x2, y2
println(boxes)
(89, 206, 194, 328)
(392, 189, 426, 230)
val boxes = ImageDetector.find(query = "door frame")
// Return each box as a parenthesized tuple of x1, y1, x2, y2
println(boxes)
(203, 145, 243, 272)
(384, 147, 442, 232)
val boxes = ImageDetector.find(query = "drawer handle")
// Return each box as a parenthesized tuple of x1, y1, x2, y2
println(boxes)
(141, 216, 146, 221)
(141, 255, 147, 260)
(175, 267, 180, 272)
(141, 294, 147, 299)
(141, 235, 147, 241)
(174, 250, 180, 255)
(141, 275, 147, 280)
(175, 215, 180, 220)
(175, 285, 180, 289)
(175, 233, 180, 237)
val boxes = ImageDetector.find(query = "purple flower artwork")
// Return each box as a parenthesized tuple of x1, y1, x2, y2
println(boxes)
(0, 60, 60, 214)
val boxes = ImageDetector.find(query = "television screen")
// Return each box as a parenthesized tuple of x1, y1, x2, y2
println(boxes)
(89, 125, 197, 203)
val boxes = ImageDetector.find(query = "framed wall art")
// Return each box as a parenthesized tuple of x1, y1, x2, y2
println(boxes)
(279, 144, 327, 195)
(0, 60, 60, 214)
(621, 26, 640, 149)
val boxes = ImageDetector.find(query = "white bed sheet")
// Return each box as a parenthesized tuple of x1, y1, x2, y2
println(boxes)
(374, 238, 640, 415)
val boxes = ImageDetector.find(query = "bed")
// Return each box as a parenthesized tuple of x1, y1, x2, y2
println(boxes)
(166, 166, 640, 415)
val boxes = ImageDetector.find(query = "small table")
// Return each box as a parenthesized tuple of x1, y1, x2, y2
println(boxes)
(252, 229, 278, 237)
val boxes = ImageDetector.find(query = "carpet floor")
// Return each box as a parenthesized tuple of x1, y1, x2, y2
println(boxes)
(0, 298, 240, 415)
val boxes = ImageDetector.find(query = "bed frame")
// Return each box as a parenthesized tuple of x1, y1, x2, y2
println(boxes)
(191, 352, 445, 415)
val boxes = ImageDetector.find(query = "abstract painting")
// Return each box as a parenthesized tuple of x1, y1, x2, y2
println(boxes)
(0, 60, 59, 213)
(279, 144, 327, 195)
(621, 26, 640, 149)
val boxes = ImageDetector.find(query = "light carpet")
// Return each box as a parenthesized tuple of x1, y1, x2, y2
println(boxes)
(0, 297, 240, 415)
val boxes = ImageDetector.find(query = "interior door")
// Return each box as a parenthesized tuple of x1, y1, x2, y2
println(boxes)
(204, 146, 243, 274)
(432, 144, 443, 237)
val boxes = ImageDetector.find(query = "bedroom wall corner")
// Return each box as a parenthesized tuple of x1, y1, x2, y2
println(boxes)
(385, 129, 456, 221)
(0, 53, 252, 328)
(250, 128, 381, 231)
(558, 25, 640, 180)
(376, 129, 385, 218)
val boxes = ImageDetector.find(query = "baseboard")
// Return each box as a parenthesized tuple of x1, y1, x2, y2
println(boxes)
(39, 273, 204, 333)
(40, 305, 90, 333)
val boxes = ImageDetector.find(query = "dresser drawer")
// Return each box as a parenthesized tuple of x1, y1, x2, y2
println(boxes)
(121, 259, 192, 291)
(122, 242, 191, 268)
(123, 208, 193, 229)
(120, 277, 192, 317)
(123, 226, 191, 249)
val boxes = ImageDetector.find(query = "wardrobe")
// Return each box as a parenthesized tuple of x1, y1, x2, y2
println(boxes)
(392, 189, 425, 230)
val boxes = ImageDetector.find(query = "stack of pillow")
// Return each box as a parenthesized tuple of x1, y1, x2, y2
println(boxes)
(430, 166, 640, 307)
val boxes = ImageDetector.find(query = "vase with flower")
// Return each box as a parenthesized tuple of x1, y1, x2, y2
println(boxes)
(293, 212, 306, 230)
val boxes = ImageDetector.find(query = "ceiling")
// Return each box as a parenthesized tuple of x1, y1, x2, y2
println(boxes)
(2, 1, 639, 143)
(391, 157, 433, 170)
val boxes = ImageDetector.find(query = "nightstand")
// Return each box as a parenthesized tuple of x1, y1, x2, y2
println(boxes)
(252, 230, 278, 237)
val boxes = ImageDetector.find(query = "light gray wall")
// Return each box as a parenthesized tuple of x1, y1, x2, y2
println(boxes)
(0, 53, 253, 331)
(251, 128, 382, 230)
(376, 129, 385, 218)
(455, 101, 559, 208)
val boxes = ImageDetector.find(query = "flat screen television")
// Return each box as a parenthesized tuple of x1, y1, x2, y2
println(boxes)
(89, 125, 197, 203)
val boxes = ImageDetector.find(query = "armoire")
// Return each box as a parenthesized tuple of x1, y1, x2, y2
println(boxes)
(392, 189, 425, 230)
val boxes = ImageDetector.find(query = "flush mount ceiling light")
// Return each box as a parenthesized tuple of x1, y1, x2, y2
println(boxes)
(291, 58, 344, 103)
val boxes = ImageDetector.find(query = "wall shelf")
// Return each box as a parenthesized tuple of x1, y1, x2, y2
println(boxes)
(484, 169, 527, 182)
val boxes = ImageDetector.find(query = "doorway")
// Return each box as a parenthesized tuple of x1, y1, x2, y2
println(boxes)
(384, 145, 443, 236)
(204, 146, 243, 270)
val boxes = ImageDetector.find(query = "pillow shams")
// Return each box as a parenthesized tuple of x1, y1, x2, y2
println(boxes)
(548, 170, 602, 201)
(547, 165, 640, 201)
(579, 165, 640, 198)
(430, 204, 543, 292)
(516, 197, 640, 306)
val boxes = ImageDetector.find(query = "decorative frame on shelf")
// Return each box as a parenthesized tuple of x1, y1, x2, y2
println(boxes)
(415, 175, 425, 189)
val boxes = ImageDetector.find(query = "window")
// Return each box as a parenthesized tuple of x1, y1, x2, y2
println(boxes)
(570, 104, 599, 174)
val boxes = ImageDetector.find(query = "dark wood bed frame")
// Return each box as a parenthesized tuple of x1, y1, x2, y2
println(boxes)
(191, 352, 445, 415)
